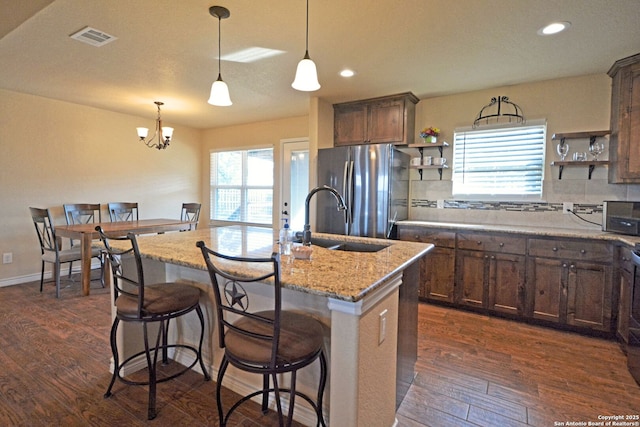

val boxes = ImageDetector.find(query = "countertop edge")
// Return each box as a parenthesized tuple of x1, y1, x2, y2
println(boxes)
(397, 220, 640, 246)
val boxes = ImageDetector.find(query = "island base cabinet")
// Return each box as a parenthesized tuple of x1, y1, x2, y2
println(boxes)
(525, 257, 613, 331)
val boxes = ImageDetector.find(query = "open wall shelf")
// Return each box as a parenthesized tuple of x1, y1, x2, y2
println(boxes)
(406, 142, 449, 180)
(550, 130, 610, 179)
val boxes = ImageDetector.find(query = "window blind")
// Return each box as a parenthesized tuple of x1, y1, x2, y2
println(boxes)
(452, 121, 546, 198)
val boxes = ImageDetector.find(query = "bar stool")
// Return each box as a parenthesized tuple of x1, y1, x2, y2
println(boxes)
(98, 227, 210, 420)
(197, 241, 327, 427)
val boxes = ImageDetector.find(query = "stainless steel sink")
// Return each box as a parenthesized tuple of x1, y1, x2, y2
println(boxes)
(309, 237, 389, 253)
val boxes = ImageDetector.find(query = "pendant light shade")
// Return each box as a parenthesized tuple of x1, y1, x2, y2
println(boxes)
(292, 53, 320, 91)
(208, 6, 232, 106)
(208, 74, 232, 106)
(292, 0, 320, 92)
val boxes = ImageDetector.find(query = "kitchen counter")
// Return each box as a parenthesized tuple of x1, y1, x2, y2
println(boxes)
(131, 225, 432, 302)
(399, 220, 640, 246)
(107, 225, 433, 426)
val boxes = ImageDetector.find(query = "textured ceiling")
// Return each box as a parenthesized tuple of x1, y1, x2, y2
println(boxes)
(1, 0, 639, 129)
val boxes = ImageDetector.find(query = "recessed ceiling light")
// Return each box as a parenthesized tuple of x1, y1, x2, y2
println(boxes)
(340, 69, 355, 77)
(538, 21, 571, 36)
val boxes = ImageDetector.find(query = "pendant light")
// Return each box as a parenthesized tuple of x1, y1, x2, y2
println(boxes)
(292, 0, 320, 91)
(208, 6, 232, 106)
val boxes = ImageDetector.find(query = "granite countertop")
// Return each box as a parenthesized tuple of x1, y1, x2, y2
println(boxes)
(126, 225, 433, 302)
(398, 220, 640, 246)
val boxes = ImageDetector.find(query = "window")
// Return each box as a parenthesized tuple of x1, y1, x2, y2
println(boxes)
(452, 120, 546, 198)
(210, 148, 273, 225)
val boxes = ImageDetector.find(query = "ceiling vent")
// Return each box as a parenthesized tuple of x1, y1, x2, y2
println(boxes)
(69, 26, 117, 47)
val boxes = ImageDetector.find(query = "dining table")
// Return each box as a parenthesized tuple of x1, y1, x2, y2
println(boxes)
(55, 218, 196, 295)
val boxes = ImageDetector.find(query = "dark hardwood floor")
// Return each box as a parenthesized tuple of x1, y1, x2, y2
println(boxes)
(1, 277, 639, 426)
(398, 304, 640, 426)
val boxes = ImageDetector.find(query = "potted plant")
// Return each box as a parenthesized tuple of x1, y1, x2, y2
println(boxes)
(420, 127, 440, 143)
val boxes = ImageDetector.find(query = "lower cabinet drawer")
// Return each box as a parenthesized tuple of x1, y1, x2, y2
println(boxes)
(528, 238, 612, 262)
(457, 232, 526, 254)
(397, 227, 455, 248)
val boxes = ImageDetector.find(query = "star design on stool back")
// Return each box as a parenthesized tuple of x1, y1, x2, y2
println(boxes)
(224, 281, 248, 311)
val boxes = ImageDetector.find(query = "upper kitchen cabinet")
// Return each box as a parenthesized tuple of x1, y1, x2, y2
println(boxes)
(333, 92, 419, 146)
(608, 53, 640, 183)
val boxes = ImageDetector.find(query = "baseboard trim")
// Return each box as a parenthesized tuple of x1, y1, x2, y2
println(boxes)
(0, 260, 102, 288)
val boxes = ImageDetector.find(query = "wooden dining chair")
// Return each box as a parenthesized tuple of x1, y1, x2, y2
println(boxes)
(97, 227, 210, 420)
(108, 202, 138, 222)
(180, 203, 201, 230)
(197, 241, 327, 427)
(63, 203, 105, 286)
(29, 207, 102, 298)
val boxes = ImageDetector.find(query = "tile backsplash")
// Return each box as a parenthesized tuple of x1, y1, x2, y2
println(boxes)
(409, 199, 604, 230)
(412, 199, 602, 214)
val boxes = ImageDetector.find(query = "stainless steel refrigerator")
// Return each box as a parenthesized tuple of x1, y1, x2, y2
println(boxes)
(316, 144, 410, 238)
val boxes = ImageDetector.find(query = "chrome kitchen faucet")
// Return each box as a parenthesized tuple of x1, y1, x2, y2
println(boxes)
(302, 185, 346, 246)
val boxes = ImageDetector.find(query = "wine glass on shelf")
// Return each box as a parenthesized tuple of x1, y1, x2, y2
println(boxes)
(556, 142, 569, 161)
(589, 141, 605, 160)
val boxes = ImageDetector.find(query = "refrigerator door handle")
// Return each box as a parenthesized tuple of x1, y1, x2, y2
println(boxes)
(347, 160, 355, 234)
(342, 160, 350, 234)
(342, 160, 349, 205)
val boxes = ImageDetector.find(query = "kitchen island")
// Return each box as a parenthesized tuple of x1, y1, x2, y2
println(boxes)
(109, 225, 433, 426)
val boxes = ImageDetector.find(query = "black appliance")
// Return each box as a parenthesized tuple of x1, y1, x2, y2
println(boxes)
(628, 247, 640, 386)
(603, 201, 640, 236)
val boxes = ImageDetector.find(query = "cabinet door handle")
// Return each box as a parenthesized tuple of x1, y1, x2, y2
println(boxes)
(562, 263, 568, 268)
(477, 241, 482, 245)
(552, 247, 558, 251)
(580, 249, 586, 254)
(499, 242, 504, 247)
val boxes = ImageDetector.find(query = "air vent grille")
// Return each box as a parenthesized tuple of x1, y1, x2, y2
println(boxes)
(69, 26, 117, 47)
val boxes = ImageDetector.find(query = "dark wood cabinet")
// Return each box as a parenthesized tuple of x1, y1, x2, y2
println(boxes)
(526, 238, 613, 332)
(617, 245, 633, 345)
(525, 256, 564, 324)
(333, 92, 419, 146)
(397, 226, 455, 302)
(608, 52, 640, 183)
(455, 232, 526, 315)
(397, 224, 618, 336)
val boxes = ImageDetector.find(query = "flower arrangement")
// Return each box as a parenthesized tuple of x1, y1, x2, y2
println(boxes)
(420, 127, 440, 138)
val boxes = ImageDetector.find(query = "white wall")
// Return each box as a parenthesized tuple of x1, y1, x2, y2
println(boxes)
(0, 89, 201, 285)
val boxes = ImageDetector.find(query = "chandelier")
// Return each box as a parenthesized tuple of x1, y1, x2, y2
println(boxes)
(136, 101, 173, 150)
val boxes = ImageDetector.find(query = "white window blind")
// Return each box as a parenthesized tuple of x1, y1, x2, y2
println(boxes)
(452, 120, 546, 198)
